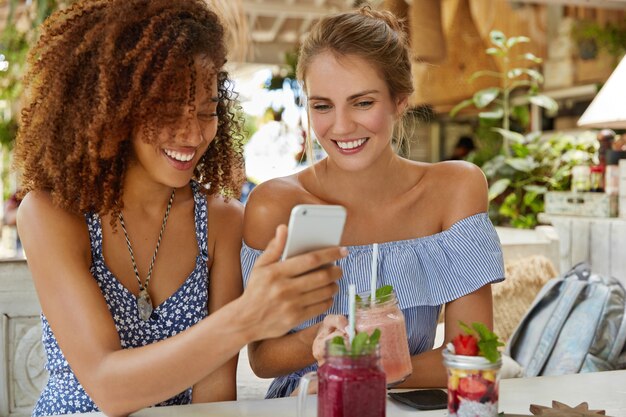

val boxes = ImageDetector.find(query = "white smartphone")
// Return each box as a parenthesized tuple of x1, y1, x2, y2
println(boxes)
(281, 204, 347, 261)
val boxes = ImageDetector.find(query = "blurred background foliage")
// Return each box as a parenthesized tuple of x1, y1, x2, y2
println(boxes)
(0, 0, 74, 200)
(450, 30, 599, 229)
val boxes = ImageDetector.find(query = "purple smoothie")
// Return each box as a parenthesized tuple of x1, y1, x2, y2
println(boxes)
(317, 354, 386, 417)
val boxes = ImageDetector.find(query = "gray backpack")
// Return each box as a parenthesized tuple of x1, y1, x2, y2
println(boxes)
(505, 263, 626, 376)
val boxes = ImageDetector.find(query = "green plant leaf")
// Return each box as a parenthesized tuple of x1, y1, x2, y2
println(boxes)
(488, 179, 511, 201)
(351, 332, 368, 355)
(481, 155, 506, 178)
(525, 131, 542, 143)
(510, 142, 530, 157)
(506, 36, 530, 48)
(479, 107, 504, 119)
(490, 30, 506, 48)
(468, 70, 503, 83)
(457, 321, 503, 363)
(331, 336, 345, 346)
(328, 335, 347, 356)
(523, 69, 544, 83)
(523, 191, 538, 206)
(507, 68, 523, 79)
(375, 284, 393, 301)
(472, 322, 504, 363)
(519, 52, 542, 63)
(349, 330, 384, 356)
(523, 184, 547, 194)
(492, 128, 525, 144)
(506, 68, 544, 83)
(368, 329, 381, 347)
(529, 95, 558, 114)
(486, 47, 505, 57)
(499, 199, 517, 217)
(459, 321, 474, 335)
(507, 80, 533, 91)
(473, 87, 501, 108)
(505, 157, 538, 172)
(449, 98, 474, 118)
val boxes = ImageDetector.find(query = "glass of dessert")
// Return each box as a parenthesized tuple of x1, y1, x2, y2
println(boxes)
(442, 322, 503, 417)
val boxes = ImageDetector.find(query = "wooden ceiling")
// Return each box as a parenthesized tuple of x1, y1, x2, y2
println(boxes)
(240, 0, 359, 64)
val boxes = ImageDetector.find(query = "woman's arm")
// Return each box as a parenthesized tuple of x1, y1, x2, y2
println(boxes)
(242, 180, 325, 377)
(399, 161, 495, 388)
(18, 190, 344, 417)
(192, 197, 244, 403)
(398, 284, 494, 388)
(247, 325, 320, 378)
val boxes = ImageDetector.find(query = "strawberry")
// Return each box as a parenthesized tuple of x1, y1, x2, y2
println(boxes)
(452, 334, 479, 356)
(458, 376, 488, 401)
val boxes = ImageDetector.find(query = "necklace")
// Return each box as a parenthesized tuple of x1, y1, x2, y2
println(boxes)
(118, 189, 175, 321)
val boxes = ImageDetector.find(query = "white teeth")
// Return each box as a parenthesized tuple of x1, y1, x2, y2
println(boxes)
(335, 138, 367, 150)
(164, 149, 195, 162)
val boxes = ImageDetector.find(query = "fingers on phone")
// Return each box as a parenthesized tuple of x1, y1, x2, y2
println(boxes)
(298, 282, 339, 309)
(295, 265, 342, 292)
(282, 247, 347, 277)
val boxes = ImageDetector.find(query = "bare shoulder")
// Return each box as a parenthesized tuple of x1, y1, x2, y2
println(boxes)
(17, 190, 91, 270)
(243, 175, 303, 250)
(207, 194, 244, 225)
(425, 161, 488, 227)
(430, 160, 487, 186)
(18, 190, 90, 239)
(207, 194, 244, 242)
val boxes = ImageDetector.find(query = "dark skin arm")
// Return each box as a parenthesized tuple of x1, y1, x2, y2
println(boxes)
(243, 181, 325, 378)
(18, 190, 345, 416)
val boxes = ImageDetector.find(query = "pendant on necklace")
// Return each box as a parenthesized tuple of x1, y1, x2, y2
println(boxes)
(137, 288, 153, 321)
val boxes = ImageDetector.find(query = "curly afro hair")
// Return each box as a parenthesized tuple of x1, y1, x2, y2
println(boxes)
(14, 0, 245, 217)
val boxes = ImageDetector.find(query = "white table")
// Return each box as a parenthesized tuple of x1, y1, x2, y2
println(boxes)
(66, 370, 626, 416)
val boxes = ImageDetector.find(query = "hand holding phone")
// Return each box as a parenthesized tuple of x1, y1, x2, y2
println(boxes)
(281, 204, 347, 261)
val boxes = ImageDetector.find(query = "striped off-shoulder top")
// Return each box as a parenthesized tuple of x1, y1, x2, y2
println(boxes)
(240, 212, 505, 398)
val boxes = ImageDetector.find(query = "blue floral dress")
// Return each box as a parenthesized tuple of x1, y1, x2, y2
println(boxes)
(241, 212, 505, 398)
(32, 182, 210, 416)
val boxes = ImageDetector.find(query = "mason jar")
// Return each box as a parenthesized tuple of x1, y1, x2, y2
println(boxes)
(442, 349, 502, 417)
(356, 290, 412, 386)
(298, 342, 386, 417)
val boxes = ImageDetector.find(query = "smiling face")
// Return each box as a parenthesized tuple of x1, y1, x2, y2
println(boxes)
(130, 56, 219, 188)
(305, 51, 406, 172)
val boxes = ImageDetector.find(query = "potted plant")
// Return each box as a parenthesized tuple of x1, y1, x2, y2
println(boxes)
(448, 30, 597, 229)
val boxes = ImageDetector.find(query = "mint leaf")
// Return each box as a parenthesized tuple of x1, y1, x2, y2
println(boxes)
(368, 328, 381, 347)
(375, 285, 393, 301)
(351, 332, 368, 355)
(459, 321, 475, 336)
(458, 321, 503, 363)
(478, 338, 504, 363)
(328, 336, 347, 356)
(471, 322, 493, 340)
(471, 322, 504, 363)
(331, 336, 345, 346)
(326, 330, 385, 357)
